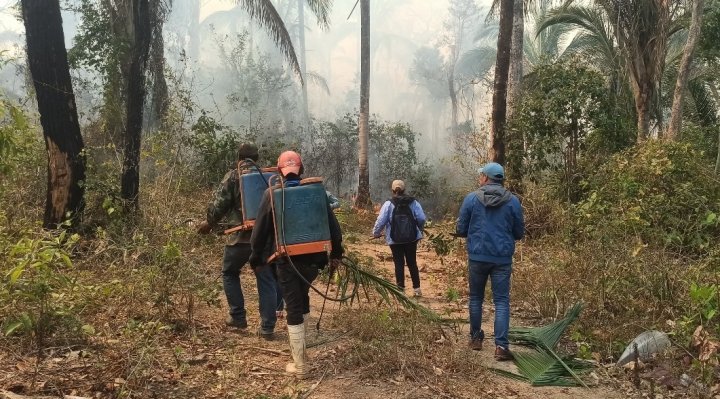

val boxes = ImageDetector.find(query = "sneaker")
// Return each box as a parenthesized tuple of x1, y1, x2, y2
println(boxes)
(494, 346, 513, 361)
(225, 316, 248, 329)
(468, 339, 483, 351)
(413, 288, 423, 297)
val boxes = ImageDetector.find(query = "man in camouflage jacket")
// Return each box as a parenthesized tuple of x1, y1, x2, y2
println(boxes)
(197, 143, 280, 338)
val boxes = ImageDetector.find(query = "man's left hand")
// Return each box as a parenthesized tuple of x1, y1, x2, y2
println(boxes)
(197, 221, 212, 235)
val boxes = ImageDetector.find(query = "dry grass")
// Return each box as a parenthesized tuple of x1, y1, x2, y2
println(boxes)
(325, 307, 490, 397)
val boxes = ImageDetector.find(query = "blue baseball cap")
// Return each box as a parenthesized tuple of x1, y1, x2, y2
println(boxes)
(478, 162, 505, 180)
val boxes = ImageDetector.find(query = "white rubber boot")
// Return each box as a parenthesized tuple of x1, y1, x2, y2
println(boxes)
(286, 323, 307, 379)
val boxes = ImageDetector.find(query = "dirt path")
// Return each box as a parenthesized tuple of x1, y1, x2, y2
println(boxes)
(0, 239, 629, 399)
(302, 241, 624, 399)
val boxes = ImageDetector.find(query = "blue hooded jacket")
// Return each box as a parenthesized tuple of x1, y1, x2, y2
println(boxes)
(456, 183, 524, 264)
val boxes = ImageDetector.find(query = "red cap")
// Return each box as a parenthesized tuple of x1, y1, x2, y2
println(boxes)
(277, 151, 303, 176)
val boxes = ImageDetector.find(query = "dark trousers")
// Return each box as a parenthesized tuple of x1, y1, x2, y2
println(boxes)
(222, 244, 279, 332)
(389, 240, 420, 289)
(277, 261, 319, 326)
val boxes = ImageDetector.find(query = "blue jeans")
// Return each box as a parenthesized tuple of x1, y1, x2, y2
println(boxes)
(468, 260, 512, 349)
(222, 244, 279, 333)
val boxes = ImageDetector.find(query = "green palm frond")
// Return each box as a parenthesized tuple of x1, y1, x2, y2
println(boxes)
(238, 0, 303, 84)
(305, 0, 332, 30)
(496, 303, 590, 387)
(492, 349, 592, 386)
(509, 302, 583, 349)
(538, 5, 618, 71)
(337, 255, 443, 322)
(688, 80, 718, 125)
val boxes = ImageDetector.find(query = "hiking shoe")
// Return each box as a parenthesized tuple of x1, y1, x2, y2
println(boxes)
(257, 328, 275, 341)
(468, 339, 483, 351)
(225, 316, 248, 329)
(494, 346, 513, 361)
(413, 288, 423, 297)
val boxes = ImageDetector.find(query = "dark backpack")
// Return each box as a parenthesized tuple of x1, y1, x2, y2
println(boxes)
(390, 197, 418, 244)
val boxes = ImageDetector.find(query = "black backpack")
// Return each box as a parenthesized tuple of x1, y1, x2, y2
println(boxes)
(390, 197, 418, 244)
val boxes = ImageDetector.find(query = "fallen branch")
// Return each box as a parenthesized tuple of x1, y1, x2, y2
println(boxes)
(245, 346, 288, 356)
(300, 368, 328, 399)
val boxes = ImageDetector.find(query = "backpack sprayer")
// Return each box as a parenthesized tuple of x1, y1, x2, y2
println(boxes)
(267, 174, 359, 329)
(223, 160, 277, 235)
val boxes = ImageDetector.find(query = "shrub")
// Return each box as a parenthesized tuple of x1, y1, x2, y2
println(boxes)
(576, 141, 720, 256)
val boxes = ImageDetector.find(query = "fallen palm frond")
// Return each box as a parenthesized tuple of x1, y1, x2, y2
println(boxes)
(492, 303, 590, 387)
(492, 349, 593, 387)
(508, 302, 584, 348)
(335, 254, 443, 322)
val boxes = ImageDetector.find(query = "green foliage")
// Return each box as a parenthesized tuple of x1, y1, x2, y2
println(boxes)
(68, 0, 129, 140)
(304, 115, 358, 194)
(1, 229, 80, 343)
(576, 141, 720, 255)
(508, 61, 630, 200)
(689, 283, 718, 327)
(0, 99, 34, 178)
(189, 111, 242, 183)
(699, 0, 720, 63)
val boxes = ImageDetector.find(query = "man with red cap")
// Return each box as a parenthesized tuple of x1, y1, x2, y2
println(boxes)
(250, 150, 344, 379)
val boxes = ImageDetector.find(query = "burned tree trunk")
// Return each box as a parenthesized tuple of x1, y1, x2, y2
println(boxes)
(21, 0, 86, 228)
(121, 0, 152, 210)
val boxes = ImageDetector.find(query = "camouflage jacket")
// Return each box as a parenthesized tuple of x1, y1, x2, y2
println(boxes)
(206, 169, 251, 246)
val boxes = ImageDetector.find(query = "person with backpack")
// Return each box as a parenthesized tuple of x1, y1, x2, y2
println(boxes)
(372, 180, 426, 297)
(250, 150, 344, 379)
(196, 142, 281, 340)
(456, 162, 524, 361)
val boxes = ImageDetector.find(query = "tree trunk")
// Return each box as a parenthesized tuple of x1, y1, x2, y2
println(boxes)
(506, 0, 524, 184)
(21, 0, 86, 229)
(148, 0, 168, 130)
(667, 0, 704, 140)
(506, 0, 524, 120)
(355, 0, 372, 209)
(298, 0, 309, 128)
(634, 83, 651, 143)
(448, 69, 458, 135)
(490, 0, 514, 165)
(121, 0, 152, 210)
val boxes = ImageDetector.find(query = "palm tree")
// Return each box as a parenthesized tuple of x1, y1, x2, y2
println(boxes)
(507, 0, 525, 120)
(667, 0, 704, 140)
(491, 0, 514, 164)
(21, 0, 86, 228)
(539, 0, 679, 142)
(356, 0, 372, 209)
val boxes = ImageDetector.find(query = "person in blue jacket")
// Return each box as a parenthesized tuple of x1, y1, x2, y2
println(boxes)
(456, 162, 524, 361)
(372, 180, 427, 297)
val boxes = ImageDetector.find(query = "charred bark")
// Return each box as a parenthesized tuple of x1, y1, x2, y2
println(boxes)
(21, 0, 86, 228)
(121, 0, 152, 210)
